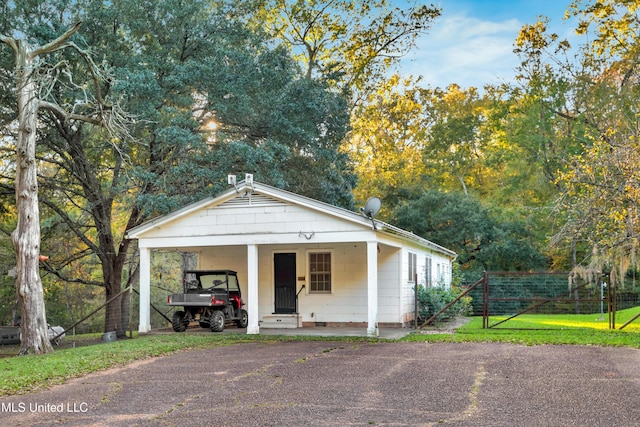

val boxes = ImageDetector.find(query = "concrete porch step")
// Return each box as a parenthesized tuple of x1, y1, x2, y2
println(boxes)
(261, 314, 300, 329)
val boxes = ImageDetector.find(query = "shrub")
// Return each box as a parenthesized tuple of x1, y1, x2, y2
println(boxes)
(417, 285, 472, 324)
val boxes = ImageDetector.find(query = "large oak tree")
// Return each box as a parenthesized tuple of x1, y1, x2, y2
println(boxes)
(0, 20, 122, 354)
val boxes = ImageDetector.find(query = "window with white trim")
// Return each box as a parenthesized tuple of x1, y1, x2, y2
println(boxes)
(408, 252, 417, 282)
(425, 256, 433, 287)
(309, 252, 332, 293)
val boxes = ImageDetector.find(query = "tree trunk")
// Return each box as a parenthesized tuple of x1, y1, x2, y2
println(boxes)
(103, 262, 124, 336)
(103, 233, 138, 338)
(181, 252, 197, 270)
(11, 40, 53, 355)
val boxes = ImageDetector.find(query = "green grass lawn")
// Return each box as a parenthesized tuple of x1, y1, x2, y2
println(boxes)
(487, 305, 640, 331)
(404, 306, 640, 347)
(1, 307, 639, 397)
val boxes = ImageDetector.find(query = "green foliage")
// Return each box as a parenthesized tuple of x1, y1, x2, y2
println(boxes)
(417, 285, 472, 323)
(349, 80, 557, 273)
(0, 231, 17, 326)
(421, 85, 488, 194)
(392, 190, 547, 274)
(0, 282, 16, 326)
(349, 75, 429, 211)
(202, 76, 355, 208)
(94, 0, 357, 213)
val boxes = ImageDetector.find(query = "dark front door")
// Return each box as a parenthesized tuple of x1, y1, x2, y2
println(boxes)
(274, 253, 296, 314)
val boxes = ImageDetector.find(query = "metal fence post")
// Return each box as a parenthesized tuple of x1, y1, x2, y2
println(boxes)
(482, 271, 488, 329)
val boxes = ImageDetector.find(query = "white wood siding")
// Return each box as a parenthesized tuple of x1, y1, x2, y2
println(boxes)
(377, 246, 402, 324)
(138, 196, 366, 240)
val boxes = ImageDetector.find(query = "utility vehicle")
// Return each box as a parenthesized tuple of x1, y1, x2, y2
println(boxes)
(167, 270, 248, 332)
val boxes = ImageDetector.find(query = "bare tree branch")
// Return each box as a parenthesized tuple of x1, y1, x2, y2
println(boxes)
(38, 100, 104, 126)
(29, 21, 82, 59)
(0, 34, 18, 51)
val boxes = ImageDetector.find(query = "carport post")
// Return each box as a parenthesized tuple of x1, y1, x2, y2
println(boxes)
(247, 244, 260, 334)
(138, 247, 152, 333)
(367, 241, 379, 337)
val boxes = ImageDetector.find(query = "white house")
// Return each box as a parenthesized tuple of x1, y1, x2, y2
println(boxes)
(126, 179, 456, 336)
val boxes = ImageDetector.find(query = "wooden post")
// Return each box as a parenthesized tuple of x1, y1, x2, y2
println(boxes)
(414, 278, 418, 328)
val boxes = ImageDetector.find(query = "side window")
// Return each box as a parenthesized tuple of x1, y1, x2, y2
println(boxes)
(309, 252, 331, 293)
(408, 252, 417, 282)
(425, 256, 432, 287)
(227, 274, 239, 291)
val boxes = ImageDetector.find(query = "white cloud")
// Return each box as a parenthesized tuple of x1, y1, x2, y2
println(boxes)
(401, 15, 525, 89)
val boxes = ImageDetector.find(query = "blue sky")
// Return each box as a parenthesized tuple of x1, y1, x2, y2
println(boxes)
(400, 0, 579, 88)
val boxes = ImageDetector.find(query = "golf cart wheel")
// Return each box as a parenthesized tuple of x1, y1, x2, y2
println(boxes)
(210, 310, 225, 332)
(171, 311, 188, 332)
(236, 309, 248, 328)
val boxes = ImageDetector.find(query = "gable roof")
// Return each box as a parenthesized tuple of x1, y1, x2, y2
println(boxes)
(126, 180, 456, 258)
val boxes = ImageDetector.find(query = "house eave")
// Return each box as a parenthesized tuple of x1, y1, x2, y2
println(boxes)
(377, 224, 457, 259)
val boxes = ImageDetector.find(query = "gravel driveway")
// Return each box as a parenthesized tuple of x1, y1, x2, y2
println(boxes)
(1, 341, 639, 426)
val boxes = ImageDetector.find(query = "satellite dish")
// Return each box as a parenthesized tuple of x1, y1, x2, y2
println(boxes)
(360, 197, 382, 230)
(361, 197, 382, 218)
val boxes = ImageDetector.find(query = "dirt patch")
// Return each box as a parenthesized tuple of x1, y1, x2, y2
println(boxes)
(418, 316, 472, 334)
